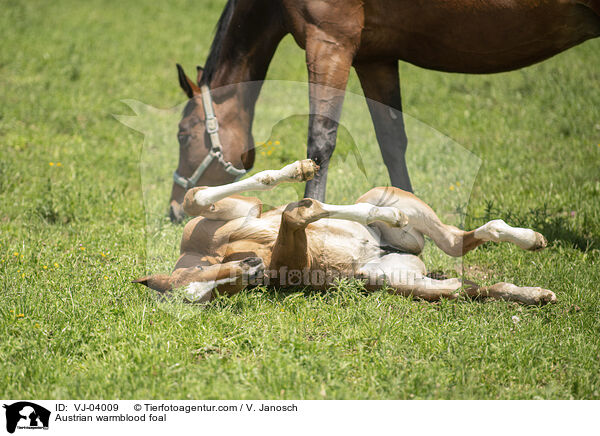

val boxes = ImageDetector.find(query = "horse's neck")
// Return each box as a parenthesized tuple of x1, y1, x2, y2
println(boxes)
(209, 0, 286, 93)
(206, 0, 286, 131)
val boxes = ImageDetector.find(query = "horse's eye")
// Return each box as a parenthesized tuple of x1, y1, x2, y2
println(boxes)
(177, 132, 191, 146)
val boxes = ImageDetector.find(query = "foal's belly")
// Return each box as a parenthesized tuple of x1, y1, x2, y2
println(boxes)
(358, 0, 599, 73)
(305, 219, 383, 274)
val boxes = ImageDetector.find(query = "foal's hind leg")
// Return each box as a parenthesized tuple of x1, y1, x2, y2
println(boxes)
(464, 282, 557, 305)
(357, 253, 556, 305)
(358, 187, 547, 256)
(358, 253, 462, 301)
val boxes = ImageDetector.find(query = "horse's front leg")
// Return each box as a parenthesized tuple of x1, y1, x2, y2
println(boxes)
(303, 28, 358, 201)
(355, 60, 412, 192)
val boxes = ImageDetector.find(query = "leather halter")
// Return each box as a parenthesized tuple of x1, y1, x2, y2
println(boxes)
(173, 84, 247, 190)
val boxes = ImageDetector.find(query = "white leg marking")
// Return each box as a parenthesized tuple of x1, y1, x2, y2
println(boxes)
(183, 277, 236, 303)
(322, 203, 408, 228)
(481, 282, 557, 305)
(193, 160, 318, 207)
(473, 219, 544, 250)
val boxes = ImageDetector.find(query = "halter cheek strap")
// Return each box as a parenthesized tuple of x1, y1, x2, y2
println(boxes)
(173, 83, 247, 190)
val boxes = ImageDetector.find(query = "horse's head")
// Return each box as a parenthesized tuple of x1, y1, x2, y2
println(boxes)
(169, 64, 254, 223)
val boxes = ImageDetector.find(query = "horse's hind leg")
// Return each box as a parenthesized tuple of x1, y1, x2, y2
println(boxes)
(355, 60, 412, 192)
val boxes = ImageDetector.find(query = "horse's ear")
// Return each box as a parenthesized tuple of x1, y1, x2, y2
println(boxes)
(196, 65, 204, 85)
(176, 63, 200, 98)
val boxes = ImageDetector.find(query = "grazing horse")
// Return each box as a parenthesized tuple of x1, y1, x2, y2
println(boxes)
(169, 0, 600, 222)
(139, 160, 556, 305)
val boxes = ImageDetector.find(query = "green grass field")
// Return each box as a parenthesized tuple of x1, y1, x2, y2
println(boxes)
(1, 0, 599, 399)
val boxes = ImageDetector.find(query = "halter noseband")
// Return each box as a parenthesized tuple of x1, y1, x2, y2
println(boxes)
(173, 84, 247, 190)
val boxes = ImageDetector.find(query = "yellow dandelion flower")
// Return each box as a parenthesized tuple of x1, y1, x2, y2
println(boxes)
(13, 252, 18, 257)
(49, 162, 54, 166)
(10, 309, 14, 313)
(449, 185, 455, 191)
(54, 263, 59, 267)
(280, 308, 284, 312)
(20, 255, 23, 259)
(101, 252, 106, 257)
(311, 318, 315, 322)
(274, 140, 280, 145)
(35, 323, 40, 328)
(456, 181, 461, 187)
(298, 318, 302, 322)
(17, 313, 24, 318)
(260, 151, 266, 156)
(104, 276, 108, 280)
(56, 162, 62, 167)
(43, 265, 47, 269)
(79, 246, 85, 251)
(267, 141, 272, 146)
(267, 150, 273, 156)
(21, 273, 25, 278)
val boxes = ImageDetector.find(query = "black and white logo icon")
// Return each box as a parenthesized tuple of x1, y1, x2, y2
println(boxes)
(3, 402, 50, 434)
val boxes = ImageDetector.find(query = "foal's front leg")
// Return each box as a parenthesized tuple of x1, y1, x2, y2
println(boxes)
(184, 159, 319, 212)
(270, 198, 408, 278)
(134, 257, 265, 303)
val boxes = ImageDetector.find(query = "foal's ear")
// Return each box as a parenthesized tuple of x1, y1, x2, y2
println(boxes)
(196, 65, 204, 84)
(176, 63, 200, 98)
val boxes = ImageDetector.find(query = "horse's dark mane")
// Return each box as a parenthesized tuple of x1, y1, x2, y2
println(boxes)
(200, 0, 239, 86)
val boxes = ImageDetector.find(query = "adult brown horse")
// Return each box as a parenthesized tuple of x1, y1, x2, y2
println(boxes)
(169, 0, 600, 222)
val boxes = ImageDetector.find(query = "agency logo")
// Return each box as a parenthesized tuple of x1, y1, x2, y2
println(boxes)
(3, 402, 50, 434)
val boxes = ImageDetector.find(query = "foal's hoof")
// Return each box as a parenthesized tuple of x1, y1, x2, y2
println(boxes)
(240, 257, 265, 283)
(295, 159, 319, 182)
(528, 232, 547, 251)
(527, 287, 557, 305)
(542, 289, 557, 304)
(393, 210, 409, 228)
(513, 285, 557, 305)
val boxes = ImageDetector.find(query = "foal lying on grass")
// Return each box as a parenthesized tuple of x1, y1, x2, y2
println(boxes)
(135, 160, 556, 305)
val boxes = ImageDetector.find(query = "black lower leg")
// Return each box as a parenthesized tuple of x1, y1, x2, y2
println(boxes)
(304, 114, 339, 201)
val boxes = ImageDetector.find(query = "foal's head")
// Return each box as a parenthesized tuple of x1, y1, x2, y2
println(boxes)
(169, 65, 255, 222)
